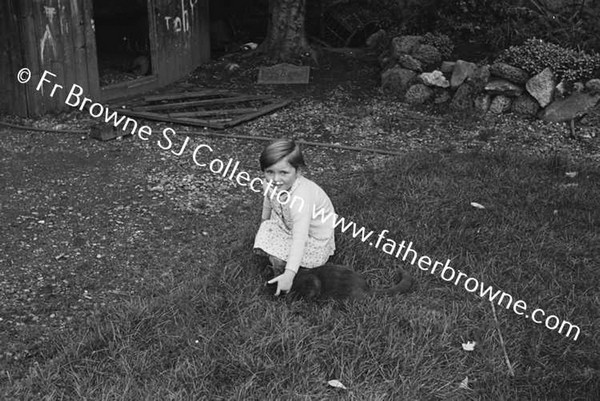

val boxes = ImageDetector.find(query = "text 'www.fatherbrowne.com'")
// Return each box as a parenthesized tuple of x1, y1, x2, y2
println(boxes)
(311, 206, 581, 341)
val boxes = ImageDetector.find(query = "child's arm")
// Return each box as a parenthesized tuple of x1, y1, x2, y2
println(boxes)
(283, 199, 312, 274)
(266, 192, 312, 295)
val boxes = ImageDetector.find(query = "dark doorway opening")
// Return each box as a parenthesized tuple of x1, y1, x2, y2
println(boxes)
(208, 0, 268, 58)
(92, 0, 153, 87)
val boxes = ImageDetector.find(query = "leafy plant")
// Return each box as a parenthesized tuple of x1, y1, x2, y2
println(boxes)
(422, 32, 455, 59)
(527, 0, 600, 52)
(430, 0, 536, 52)
(495, 38, 600, 84)
(421, 0, 600, 56)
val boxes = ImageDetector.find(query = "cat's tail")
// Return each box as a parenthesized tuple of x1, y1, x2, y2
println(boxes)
(374, 269, 413, 296)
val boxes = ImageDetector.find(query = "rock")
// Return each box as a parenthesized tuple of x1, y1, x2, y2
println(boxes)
(511, 94, 540, 116)
(489, 62, 530, 84)
(440, 61, 455, 74)
(397, 54, 423, 72)
(539, 92, 600, 122)
(451, 60, 477, 88)
(390, 35, 422, 57)
(485, 79, 523, 97)
(433, 88, 451, 104)
(555, 81, 568, 98)
(474, 94, 491, 113)
(489, 95, 512, 113)
(378, 53, 397, 71)
(585, 78, 600, 94)
(450, 82, 478, 110)
(526, 67, 555, 107)
(468, 65, 491, 90)
(381, 66, 417, 95)
(366, 29, 387, 49)
(411, 44, 442, 69)
(405, 84, 434, 104)
(418, 70, 449, 88)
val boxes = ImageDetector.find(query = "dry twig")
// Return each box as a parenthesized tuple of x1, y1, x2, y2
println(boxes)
(491, 301, 516, 377)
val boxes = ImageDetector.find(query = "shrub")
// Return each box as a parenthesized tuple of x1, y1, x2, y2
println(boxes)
(424, 0, 600, 55)
(536, 1, 600, 53)
(495, 38, 600, 84)
(429, 0, 537, 53)
(422, 32, 454, 59)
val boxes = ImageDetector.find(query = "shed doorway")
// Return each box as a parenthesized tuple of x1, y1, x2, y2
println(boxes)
(92, 0, 154, 87)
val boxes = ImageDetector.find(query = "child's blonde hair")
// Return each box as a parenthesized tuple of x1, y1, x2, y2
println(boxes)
(259, 138, 305, 171)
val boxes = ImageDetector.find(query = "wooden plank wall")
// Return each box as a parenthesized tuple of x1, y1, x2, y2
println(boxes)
(0, 0, 210, 117)
(154, 0, 210, 86)
(0, 0, 97, 117)
(0, 0, 28, 116)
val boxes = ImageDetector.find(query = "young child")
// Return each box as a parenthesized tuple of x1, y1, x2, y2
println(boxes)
(254, 138, 336, 296)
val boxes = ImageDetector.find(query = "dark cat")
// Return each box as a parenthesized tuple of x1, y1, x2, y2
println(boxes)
(283, 264, 413, 300)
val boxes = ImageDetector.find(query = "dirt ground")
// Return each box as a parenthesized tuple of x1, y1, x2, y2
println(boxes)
(1, 49, 599, 385)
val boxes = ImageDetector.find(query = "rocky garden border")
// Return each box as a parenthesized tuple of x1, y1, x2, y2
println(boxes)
(376, 33, 600, 138)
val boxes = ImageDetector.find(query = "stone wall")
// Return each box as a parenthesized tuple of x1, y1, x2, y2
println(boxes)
(379, 34, 600, 124)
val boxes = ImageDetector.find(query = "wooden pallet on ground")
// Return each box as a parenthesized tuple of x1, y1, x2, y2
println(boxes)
(111, 89, 291, 129)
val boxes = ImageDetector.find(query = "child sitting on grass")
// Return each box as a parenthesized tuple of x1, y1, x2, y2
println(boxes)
(253, 138, 336, 296)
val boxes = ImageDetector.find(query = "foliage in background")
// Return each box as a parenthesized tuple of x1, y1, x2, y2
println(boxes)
(422, 32, 455, 59)
(428, 0, 600, 55)
(526, 0, 600, 52)
(496, 38, 600, 84)
(355, 0, 600, 59)
(432, 0, 530, 53)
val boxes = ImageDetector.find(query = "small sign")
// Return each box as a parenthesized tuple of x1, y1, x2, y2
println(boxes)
(257, 63, 310, 84)
(90, 124, 118, 141)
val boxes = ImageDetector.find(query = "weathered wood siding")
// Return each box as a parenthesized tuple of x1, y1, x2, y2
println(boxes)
(0, 1, 26, 115)
(0, 0, 98, 116)
(154, 0, 210, 86)
(0, 0, 210, 117)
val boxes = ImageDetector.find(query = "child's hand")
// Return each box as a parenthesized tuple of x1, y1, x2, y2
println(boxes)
(267, 270, 296, 296)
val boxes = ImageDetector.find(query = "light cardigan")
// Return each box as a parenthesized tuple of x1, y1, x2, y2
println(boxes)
(261, 175, 335, 273)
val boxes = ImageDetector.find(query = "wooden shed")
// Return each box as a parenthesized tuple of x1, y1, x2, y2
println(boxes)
(0, 0, 210, 117)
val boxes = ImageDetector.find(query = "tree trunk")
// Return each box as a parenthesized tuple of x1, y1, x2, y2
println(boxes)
(260, 0, 313, 63)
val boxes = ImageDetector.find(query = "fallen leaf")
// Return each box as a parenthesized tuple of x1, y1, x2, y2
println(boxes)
(459, 376, 470, 389)
(327, 379, 347, 390)
(565, 171, 577, 178)
(462, 341, 476, 351)
(470, 202, 485, 209)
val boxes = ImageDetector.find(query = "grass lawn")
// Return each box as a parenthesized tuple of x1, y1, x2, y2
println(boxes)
(1, 53, 599, 400)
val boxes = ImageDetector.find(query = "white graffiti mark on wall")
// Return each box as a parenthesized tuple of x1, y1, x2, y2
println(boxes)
(164, 0, 198, 34)
(40, 0, 71, 64)
(44, 6, 56, 23)
(40, 5, 57, 64)
(59, 2, 69, 35)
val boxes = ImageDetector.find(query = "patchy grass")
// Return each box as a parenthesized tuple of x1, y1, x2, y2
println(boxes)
(1, 50, 599, 399)
(2, 136, 598, 399)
